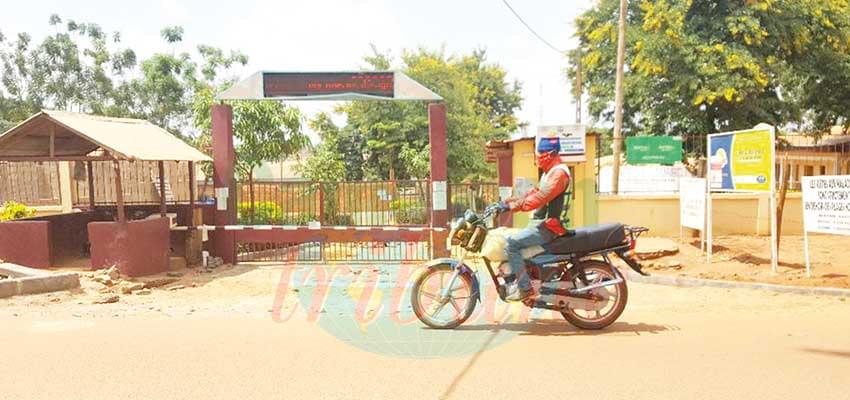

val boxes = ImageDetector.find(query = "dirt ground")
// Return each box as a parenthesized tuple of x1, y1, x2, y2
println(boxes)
(2, 262, 849, 400)
(638, 234, 850, 289)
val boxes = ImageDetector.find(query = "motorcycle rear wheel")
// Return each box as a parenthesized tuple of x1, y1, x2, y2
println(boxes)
(411, 264, 477, 329)
(561, 260, 628, 330)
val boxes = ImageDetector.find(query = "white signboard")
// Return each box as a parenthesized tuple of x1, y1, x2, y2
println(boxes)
(598, 165, 693, 194)
(537, 124, 585, 156)
(680, 177, 706, 230)
(214, 187, 229, 211)
(432, 181, 447, 211)
(802, 176, 850, 236)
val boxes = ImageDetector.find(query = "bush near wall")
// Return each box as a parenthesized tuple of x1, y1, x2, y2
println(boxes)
(0, 201, 36, 221)
(237, 201, 324, 225)
(389, 198, 428, 225)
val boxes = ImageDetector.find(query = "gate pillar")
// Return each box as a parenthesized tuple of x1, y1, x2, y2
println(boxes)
(429, 103, 450, 258)
(212, 104, 237, 264)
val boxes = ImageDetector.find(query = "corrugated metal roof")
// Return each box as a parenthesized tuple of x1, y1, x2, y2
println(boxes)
(0, 110, 211, 162)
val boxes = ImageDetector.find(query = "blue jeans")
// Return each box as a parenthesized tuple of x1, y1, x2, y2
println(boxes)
(505, 225, 554, 291)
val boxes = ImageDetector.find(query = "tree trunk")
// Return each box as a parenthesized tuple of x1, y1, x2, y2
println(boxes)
(611, 0, 628, 194)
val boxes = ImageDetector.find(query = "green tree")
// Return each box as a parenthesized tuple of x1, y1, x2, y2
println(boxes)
(306, 47, 522, 182)
(0, 16, 137, 117)
(193, 85, 308, 222)
(0, 16, 247, 139)
(570, 0, 850, 144)
(128, 30, 247, 137)
(298, 112, 361, 182)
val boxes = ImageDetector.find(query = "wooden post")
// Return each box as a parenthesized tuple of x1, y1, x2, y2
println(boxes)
(49, 125, 55, 158)
(188, 161, 196, 228)
(776, 156, 791, 249)
(113, 160, 126, 223)
(87, 161, 96, 210)
(158, 161, 167, 217)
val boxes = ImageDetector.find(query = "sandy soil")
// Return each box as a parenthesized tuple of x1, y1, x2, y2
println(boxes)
(1, 263, 849, 400)
(639, 234, 850, 288)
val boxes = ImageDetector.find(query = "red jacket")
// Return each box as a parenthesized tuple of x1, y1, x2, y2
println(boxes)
(507, 165, 571, 235)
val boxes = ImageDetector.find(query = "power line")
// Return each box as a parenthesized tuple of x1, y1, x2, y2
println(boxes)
(500, 0, 567, 54)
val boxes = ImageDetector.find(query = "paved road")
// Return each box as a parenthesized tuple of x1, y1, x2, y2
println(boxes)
(1, 265, 849, 400)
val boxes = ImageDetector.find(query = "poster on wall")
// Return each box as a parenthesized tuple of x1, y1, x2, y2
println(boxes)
(802, 176, 850, 236)
(537, 124, 585, 157)
(707, 128, 774, 192)
(679, 177, 706, 231)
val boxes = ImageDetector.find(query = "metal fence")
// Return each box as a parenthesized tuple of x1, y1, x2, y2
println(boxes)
(448, 182, 501, 219)
(233, 179, 498, 263)
(235, 179, 431, 226)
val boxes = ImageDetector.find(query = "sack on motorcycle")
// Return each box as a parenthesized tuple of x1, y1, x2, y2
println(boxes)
(543, 223, 627, 255)
(479, 227, 545, 262)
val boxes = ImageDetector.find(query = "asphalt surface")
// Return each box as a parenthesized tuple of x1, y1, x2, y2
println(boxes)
(1, 266, 849, 400)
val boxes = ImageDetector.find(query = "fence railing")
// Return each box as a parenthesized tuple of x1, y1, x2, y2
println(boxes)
(235, 179, 432, 226)
(448, 182, 501, 220)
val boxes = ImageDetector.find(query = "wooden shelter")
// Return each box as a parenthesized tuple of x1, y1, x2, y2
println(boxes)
(0, 110, 210, 275)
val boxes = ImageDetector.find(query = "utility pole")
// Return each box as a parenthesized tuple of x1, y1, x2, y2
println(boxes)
(611, 0, 628, 194)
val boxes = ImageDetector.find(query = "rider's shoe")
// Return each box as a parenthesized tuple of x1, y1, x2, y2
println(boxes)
(504, 283, 534, 302)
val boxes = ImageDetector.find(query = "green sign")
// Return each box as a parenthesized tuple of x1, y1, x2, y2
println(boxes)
(626, 136, 683, 165)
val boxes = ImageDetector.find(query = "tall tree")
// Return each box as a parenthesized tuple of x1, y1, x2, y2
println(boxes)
(0, 15, 137, 117)
(193, 85, 308, 221)
(570, 0, 850, 144)
(0, 15, 248, 139)
(305, 47, 523, 182)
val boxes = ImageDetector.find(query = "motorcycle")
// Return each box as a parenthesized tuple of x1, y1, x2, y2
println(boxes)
(411, 204, 649, 330)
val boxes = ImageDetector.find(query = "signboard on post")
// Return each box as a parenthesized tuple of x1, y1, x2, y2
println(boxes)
(708, 128, 773, 192)
(680, 177, 706, 231)
(802, 176, 850, 235)
(538, 124, 585, 158)
(801, 175, 850, 277)
(598, 165, 692, 194)
(626, 136, 683, 165)
(706, 126, 777, 271)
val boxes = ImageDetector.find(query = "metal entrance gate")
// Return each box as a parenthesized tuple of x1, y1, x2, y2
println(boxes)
(231, 180, 499, 263)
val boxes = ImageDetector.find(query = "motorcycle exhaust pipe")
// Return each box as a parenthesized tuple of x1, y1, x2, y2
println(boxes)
(569, 277, 624, 295)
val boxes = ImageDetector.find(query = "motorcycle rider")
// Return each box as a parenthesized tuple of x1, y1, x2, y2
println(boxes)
(496, 136, 571, 301)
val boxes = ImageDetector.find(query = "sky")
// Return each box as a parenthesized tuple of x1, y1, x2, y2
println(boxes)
(1, 0, 593, 135)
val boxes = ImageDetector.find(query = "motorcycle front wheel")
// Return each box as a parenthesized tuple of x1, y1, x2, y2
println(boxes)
(411, 264, 477, 329)
(561, 260, 628, 330)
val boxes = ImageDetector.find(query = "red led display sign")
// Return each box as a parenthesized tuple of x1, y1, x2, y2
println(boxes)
(262, 72, 395, 98)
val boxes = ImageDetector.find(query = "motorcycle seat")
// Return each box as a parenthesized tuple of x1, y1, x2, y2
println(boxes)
(541, 223, 627, 256)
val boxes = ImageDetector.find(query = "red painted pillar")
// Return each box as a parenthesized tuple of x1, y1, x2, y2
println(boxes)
(429, 103, 450, 258)
(212, 104, 236, 264)
(496, 150, 514, 227)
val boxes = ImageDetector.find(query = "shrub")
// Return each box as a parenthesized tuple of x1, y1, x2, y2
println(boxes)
(0, 201, 36, 222)
(389, 197, 428, 225)
(237, 201, 282, 225)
